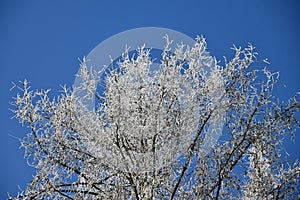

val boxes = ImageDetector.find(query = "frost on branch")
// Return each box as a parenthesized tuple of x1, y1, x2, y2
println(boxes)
(10, 36, 300, 199)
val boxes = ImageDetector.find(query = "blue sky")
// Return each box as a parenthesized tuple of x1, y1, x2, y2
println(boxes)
(0, 0, 299, 198)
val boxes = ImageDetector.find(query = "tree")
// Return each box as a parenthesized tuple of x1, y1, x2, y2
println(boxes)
(10, 36, 300, 199)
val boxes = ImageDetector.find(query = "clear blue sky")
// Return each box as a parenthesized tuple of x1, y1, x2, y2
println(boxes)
(0, 0, 299, 198)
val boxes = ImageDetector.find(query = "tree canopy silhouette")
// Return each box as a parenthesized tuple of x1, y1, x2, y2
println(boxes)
(10, 36, 300, 199)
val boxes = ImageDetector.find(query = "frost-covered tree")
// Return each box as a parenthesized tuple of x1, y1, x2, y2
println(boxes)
(10, 36, 300, 199)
